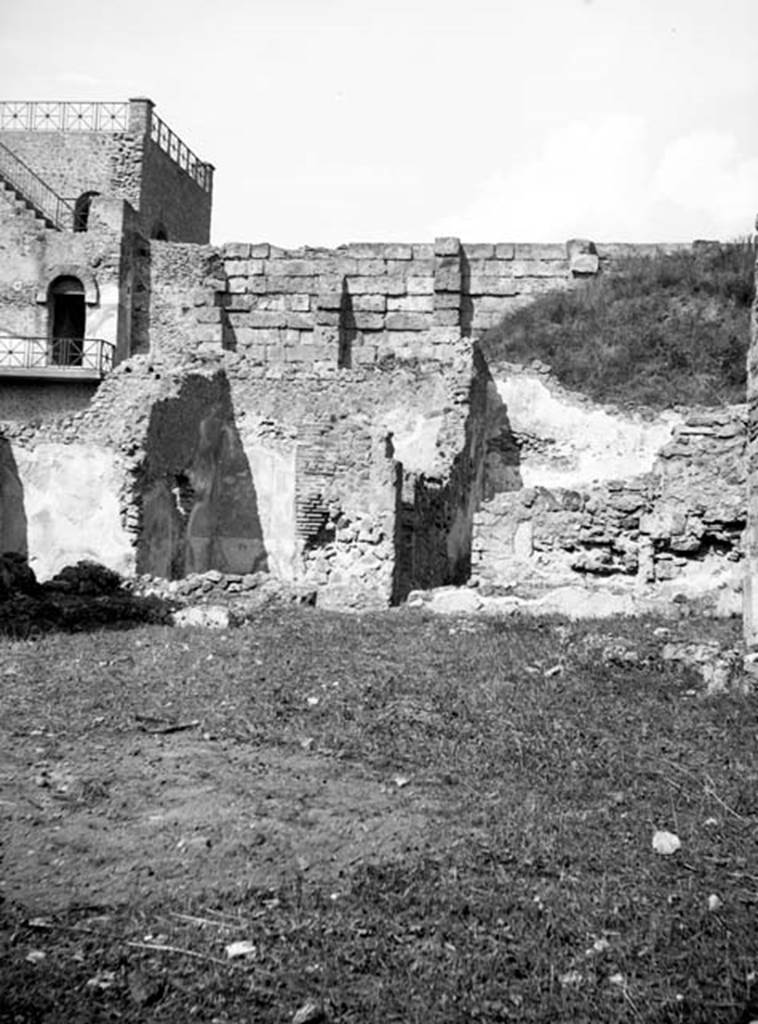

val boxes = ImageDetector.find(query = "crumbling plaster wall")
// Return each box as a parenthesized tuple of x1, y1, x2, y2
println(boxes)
(0, 363, 263, 582)
(473, 366, 745, 613)
(221, 337, 491, 607)
(0, 342, 491, 608)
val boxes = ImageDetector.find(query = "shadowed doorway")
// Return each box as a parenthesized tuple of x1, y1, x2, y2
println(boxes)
(49, 276, 85, 366)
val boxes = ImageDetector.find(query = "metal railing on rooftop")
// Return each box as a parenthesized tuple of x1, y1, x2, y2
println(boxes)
(0, 336, 114, 377)
(0, 100, 213, 193)
(0, 101, 129, 132)
(150, 111, 212, 192)
(0, 139, 74, 229)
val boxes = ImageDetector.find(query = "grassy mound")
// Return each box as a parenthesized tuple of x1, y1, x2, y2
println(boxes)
(480, 241, 755, 410)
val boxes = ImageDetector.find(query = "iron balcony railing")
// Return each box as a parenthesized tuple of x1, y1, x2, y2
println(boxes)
(0, 336, 115, 377)
(149, 111, 212, 192)
(0, 139, 74, 229)
(0, 100, 213, 194)
(0, 101, 129, 132)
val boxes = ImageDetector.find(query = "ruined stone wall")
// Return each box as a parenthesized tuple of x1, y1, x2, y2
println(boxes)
(1, 382, 98, 424)
(222, 340, 487, 607)
(210, 237, 586, 364)
(138, 241, 223, 356)
(0, 338, 490, 607)
(147, 236, 704, 368)
(744, 240, 758, 644)
(0, 363, 254, 582)
(473, 399, 745, 614)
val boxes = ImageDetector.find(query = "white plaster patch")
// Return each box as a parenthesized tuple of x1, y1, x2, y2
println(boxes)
(380, 408, 445, 473)
(244, 443, 298, 580)
(15, 442, 133, 580)
(495, 372, 681, 488)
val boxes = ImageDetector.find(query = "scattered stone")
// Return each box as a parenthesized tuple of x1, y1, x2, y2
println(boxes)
(292, 1000, 327, 1024)
(225, 940, 256, 959)
(652, 829, 681, 855)
(661, 642, 747, 695)
(407, 587, 483, 614)
(128, 969, 164, 1007)
(171, 605, 230, 629)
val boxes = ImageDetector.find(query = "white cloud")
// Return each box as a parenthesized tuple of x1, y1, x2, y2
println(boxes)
(431, 116, 652, 242)
(431, 117, 758, 243)
(653, 132, 758, 237)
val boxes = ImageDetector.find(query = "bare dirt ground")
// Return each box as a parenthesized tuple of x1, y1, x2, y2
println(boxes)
(0, 730, 434, 914)
(2, 609, 757, 1023)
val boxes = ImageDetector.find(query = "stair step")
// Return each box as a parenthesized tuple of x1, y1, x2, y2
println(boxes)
(0, 143, 69, 231)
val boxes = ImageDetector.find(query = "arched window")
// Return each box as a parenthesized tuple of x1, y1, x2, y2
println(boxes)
(48, 276, 85, 366)
(151, 222, 168, 241)
(73, 191, 99, 232)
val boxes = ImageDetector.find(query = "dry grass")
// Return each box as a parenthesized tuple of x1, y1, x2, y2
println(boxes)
(1, 608, 757, 1022)
(480, 241, 755, 410)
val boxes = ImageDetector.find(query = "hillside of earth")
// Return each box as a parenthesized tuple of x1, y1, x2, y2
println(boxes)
(480, 241, 755, 411)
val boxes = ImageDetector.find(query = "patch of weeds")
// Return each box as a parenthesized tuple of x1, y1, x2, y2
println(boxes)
(480, 240, 755, 410)
(2, 610, 757, 1021)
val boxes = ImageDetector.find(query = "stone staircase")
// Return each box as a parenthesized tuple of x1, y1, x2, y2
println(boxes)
(0, 139, 73, 230)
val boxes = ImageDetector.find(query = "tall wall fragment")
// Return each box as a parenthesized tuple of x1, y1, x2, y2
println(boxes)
(744, 237, 758, 644)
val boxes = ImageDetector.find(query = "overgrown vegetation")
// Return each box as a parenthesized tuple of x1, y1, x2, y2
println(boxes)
(1, 609, 757, 1022)
(480, 241, 755, 410)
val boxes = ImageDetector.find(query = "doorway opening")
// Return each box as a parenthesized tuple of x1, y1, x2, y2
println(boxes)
(49, 276, 85, 366)
(73, 191, 99, 232)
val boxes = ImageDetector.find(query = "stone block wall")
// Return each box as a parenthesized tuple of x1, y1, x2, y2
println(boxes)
(211, 237, 592, 364)
(151, 237, 707, 370)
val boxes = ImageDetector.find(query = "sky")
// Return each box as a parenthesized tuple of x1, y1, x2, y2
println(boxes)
(1, 0, 757, 248)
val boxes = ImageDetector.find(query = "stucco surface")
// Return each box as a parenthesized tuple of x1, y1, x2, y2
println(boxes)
(244, 442, 298, 581)
(14, 442, 133, 580)
(495, 370, 681, 488)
